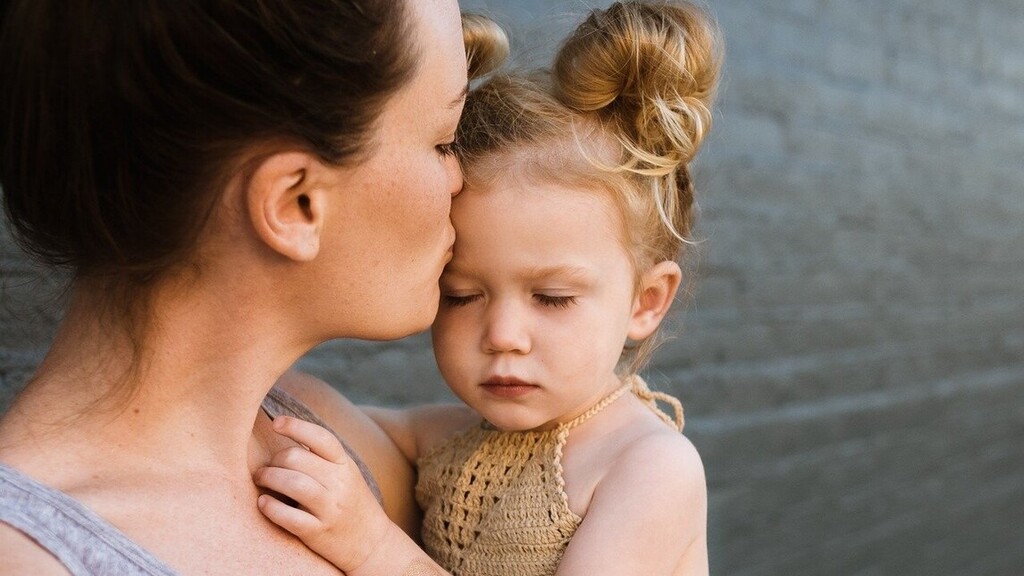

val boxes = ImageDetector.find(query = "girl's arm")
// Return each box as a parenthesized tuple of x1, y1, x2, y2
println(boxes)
(274, 369, 422, 536)
(361, 403, 481, 464)
(271, 369, 478, 539)
(255, 415, 454, 576)
(555, 432, 709, 576)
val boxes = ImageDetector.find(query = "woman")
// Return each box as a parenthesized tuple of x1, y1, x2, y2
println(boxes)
(0, 0, 504, 573)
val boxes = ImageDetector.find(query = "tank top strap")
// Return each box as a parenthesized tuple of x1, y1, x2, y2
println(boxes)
(627, 374, 685, 432)
(0, 463, 177, 575)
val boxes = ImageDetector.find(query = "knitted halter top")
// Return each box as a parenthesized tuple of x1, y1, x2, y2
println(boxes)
(415, 375, 684, 576)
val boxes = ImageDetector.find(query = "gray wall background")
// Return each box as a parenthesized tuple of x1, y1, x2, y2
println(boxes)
(2, 0, 1023, 574)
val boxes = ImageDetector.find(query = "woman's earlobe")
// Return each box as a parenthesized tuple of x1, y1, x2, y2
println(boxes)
(627, 260, 683, 340)
(247, 152, 324, 262)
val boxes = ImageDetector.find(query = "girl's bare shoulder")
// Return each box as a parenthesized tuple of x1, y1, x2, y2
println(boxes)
(563, 394, 705, 516)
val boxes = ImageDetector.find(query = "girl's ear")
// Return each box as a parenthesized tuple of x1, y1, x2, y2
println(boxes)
(627, 260, 682, 341)
(245, 152, 326, 262)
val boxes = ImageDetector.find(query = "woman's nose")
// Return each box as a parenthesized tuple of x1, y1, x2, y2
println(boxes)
(481, 301, 530, 354)
(447, 156, 464, 197)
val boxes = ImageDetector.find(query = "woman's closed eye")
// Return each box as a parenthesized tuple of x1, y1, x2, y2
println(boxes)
(534, 294, 578, 309)
(436, 141, 457, 158)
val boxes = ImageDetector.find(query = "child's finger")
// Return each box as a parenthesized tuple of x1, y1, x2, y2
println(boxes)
(254, 465, 331, 514)
(269, 444, 346, 489)
(257, 493, 319, 538)
(272, 416, 348, 464)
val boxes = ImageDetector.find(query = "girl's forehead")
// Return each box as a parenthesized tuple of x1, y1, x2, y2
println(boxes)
(451, 179, 630, 258)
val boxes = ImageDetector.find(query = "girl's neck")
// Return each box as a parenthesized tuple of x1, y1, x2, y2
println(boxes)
(0, 277, 307, 477)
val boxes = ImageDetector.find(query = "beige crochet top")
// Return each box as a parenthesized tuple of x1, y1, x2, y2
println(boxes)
(415, 375, 684, 576)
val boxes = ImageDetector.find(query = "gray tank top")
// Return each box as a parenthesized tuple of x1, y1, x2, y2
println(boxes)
(0, 386, 381, 575)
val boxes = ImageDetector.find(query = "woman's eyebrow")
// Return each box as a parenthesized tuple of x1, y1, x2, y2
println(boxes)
(448, 84, 469, 109)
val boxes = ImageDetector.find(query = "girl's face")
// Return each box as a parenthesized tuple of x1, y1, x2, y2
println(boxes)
(319, 0, 467, 341)
(432, 173, 642, 432)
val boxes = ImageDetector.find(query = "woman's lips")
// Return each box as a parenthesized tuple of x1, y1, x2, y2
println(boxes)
(481, 376, 538, 398)
(444, 228, 456, 262)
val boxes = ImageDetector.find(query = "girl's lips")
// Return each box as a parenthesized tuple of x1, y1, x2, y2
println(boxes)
(481, 376, 538, 398)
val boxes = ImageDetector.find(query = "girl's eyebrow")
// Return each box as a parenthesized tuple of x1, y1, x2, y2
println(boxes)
(520, 265, 593, 283)
(442, 264, 593, 284)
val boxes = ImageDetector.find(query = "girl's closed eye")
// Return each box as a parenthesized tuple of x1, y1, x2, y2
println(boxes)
(534, 294, 578, 309)
(441, 292, 481, 307)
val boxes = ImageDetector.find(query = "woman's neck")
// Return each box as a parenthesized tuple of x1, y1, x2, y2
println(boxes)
(0, 276, 309, 477)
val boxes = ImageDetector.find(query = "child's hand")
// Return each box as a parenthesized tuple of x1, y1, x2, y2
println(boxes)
(254, 415, 391, 573)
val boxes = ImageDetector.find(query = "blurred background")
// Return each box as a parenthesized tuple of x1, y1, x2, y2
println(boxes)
(3, 0, 1023, 574)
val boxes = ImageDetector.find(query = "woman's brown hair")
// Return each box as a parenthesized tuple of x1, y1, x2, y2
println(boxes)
(0, 1, 506, 402)
(2, 0, 414, 280)
(0, 0, 506, 320)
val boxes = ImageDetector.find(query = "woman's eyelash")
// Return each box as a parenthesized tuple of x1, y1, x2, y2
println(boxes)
(436, 142, 457, 158)
(534, 294, 577, 309)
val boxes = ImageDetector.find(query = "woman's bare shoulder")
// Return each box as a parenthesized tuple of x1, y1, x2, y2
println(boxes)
(273, 368, 412, 456)
(0, 524, 70, 575)
(274, 369, 361, 418)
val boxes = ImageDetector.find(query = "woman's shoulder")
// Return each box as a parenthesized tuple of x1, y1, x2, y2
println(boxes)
(272, 368, 412, 459)
(272, 369, 361, 420)
(0, 462, 177, 576)
(0, 524, 70, 575)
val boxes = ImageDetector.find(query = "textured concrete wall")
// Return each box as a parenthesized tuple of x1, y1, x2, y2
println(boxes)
(3, 1, 1023, 574)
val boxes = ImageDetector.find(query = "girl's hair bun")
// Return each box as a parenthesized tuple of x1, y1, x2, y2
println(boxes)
(553, 0, 721, 168)
(463, 13, 510, 80)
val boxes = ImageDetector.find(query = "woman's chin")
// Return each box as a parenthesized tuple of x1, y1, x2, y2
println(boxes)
(374, 303, 440, 341)
(319, 284, 441, 342)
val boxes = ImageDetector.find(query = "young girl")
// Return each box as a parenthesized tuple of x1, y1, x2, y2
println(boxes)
(255, 1, 722, 574)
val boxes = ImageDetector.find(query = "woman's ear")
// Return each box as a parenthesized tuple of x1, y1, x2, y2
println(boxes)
(246, 152, 325, 262)
(627, 260, 683, 341)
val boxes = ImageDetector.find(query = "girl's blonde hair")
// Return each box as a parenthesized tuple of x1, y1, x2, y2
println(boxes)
(456, 0, 722, 372)
(462, 13, 510, 81)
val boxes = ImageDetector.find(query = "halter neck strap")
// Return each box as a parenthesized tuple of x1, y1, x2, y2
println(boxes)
(558, 375, 685, 433)
(627, 374, 685, 432)
(559, 382, 632, 432)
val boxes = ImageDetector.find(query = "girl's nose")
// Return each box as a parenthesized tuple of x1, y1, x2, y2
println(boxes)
(481, 301, 530, 354)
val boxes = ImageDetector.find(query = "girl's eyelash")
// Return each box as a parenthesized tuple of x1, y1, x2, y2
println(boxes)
(534, 294, 578, 309)
(442, 293, 577, 309)
(436, 142, 457, 158)
(442, 293, 479, 307)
